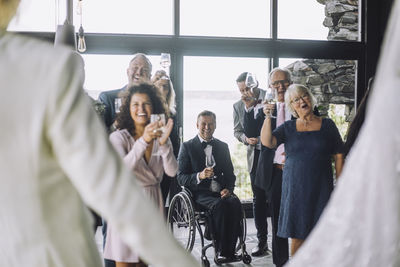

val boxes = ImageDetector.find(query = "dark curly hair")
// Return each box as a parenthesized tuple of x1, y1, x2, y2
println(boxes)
(115, 83, 167, 135)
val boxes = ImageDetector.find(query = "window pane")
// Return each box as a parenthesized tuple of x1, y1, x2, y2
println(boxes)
(77, 0, 173, 35)
(180, 0, 270, 38)
(281, 57, 356, 138)
(183, 56, 269, 200)
(7, 0, 56, 32)
(81, 54, 161, 99)
(278, 0, 359, 41)
(8, 0, 173, 34)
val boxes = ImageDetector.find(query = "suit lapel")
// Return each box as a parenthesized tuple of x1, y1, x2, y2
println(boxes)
(193, 136, 206, 169)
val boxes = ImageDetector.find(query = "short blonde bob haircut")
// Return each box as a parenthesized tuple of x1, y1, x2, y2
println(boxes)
(285, 84, 317, 118)
(0, 0, 20, 30)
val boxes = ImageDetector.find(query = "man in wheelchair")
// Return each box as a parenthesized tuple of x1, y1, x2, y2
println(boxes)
(177, 110, 243, 263)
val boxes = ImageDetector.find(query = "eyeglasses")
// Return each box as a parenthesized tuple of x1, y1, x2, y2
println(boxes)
(291, 93, 310, 104)
(271, 79, 290, 88)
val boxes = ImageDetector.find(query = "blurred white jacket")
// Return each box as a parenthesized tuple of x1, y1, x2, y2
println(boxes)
(0, 32, 199, 267)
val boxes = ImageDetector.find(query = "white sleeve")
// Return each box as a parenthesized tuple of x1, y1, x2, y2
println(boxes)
(46, 52, 199, 267)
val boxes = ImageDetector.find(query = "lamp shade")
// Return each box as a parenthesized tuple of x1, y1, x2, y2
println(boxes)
(54, 22, 76, 50)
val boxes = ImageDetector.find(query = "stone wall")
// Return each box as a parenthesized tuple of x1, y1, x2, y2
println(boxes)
(319, 0, 359, 41)
(282, 0, 359, 120)
(285, 59, 355, 119)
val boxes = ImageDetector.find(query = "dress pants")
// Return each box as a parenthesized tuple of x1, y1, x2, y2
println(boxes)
(250, 149, 269, 244)
(270, 166, 289, 267)
(196, 194, 242, 257)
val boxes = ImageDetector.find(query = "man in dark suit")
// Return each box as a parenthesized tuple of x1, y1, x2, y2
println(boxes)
(178, 110, 242, 262)
(243, 68, 291, 267)
(233, 72, 271, 257)
(98, 53, 152, 267)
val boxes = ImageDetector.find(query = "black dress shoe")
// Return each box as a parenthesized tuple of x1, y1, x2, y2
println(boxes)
(251, 241, 270, 256)
(214, 252, 229, 264)
(227, 253, 242, 262)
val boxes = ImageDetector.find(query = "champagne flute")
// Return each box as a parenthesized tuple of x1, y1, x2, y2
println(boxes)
(160, 53, 171, 69)
(245, 72, 258, 97)
(114, 98, 122, 113)
(205, 155, 220, 192)
(264, 88, 277, 118)
(150, 114, 166, 156)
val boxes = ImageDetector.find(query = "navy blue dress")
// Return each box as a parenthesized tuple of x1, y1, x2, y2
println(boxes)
(272, 118, 344, 239)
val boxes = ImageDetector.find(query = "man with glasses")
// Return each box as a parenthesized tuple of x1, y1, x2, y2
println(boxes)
(242, 67, 291, 267)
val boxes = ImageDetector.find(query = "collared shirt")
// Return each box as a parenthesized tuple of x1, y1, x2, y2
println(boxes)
(273, 101, 291, 164)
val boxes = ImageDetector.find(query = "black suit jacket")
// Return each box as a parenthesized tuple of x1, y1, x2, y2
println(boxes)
(243, 104, 320, 196)
(177, 136, 236, 196)
(98, 85, 127, 129)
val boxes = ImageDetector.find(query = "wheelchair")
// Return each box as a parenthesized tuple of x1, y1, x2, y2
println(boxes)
(167, 187, 252, 266)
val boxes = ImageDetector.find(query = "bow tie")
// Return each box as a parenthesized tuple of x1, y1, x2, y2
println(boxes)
(201, 140, 213, 149)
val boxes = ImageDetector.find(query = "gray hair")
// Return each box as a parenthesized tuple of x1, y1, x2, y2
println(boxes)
(268, 67, 292, 86)
(285, 84, 317, 118)
(129, 53, 152, 74)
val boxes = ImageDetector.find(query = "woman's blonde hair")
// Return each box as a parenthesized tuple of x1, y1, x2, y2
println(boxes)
(285, 84, 317, 118)
(0, 0, 20, 29)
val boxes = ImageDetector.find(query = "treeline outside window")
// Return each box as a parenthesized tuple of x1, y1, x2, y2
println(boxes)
(7, 0, 361, 201)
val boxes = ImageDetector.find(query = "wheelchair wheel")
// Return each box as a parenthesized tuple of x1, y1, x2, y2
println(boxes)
(167, 192, 196, 251)
(201, 256, 210, 267)
(243, 253, 252, 264)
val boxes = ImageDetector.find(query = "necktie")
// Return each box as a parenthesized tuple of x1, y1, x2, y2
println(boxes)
(274, 103, 285, 164)
(277, 102, 285, 127)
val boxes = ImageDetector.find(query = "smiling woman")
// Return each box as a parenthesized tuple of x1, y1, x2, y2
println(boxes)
(260, 83, 344, 255)
(105, 83, 178, 267)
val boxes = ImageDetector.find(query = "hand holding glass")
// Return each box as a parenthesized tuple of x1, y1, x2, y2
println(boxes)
(245, 72, 258, 95)
(264, 88, 277, 118)
(160, 53, 171, 69)
(150, 114, 166, 134)
(205, 155, 220, 192)
(150, 114, 166, 156)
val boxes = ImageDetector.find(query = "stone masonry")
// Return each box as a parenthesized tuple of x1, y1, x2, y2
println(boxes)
(282, 0, 358, 120)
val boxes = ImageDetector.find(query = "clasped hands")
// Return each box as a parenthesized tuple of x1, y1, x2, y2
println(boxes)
(143, 118, 173, 145)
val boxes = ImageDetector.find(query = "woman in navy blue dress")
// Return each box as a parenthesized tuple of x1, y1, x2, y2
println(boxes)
(260, 84, 344, 256)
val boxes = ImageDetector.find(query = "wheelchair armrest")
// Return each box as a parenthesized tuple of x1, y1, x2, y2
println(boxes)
(180, 186, 194, 198)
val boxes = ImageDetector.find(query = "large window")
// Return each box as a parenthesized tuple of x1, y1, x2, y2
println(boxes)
(183, 56, 269, 200)
(180, 0, 271, 38)
(11, 0, 366, 203)
(81, 54, 162, 99)
(8, 0, 174, 35)
(7, 0, 56, 32)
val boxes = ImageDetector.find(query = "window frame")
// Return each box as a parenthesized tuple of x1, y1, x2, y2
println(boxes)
(17, 0, 370, 142)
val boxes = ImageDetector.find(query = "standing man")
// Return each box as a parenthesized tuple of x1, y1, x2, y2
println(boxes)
(233, 72, 270, 257)
(243, 68, 291, 267)
(99, 53, 152, 130)
(98, 53, 152, 267)
(178, 111, 242, 263)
